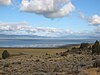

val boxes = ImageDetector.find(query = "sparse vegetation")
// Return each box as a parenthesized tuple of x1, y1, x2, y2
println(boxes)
(80, 43, 90, 49)
(3, 62, 10, 67)
(0, 41, 100, 75)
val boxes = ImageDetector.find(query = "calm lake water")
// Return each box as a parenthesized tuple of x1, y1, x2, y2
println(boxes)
(0, 39, 98, 48)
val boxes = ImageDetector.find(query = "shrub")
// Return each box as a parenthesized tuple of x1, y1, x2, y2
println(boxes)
(72, 47, 77, 50)
(60, 51, 68, 56)
(35, 59, 40, 62)
(79, 43, 90, 49)
(92, 40, 100, 54)
(2, 50, 10, 59)
(12, 61, 21, 64)
(3, 62, 10, 67)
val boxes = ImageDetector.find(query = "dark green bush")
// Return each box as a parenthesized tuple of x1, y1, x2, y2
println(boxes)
(2, 50, 10, 59)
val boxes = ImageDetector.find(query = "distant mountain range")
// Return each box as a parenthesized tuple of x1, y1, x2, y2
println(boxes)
(0, 34, 99, 40)
(0, 34, 49, 39)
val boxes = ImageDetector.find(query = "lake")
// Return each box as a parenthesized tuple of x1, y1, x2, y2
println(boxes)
(0, 39, 97, 48)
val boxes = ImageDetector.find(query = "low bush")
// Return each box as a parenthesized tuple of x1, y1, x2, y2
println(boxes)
(2, 50, 10, 59)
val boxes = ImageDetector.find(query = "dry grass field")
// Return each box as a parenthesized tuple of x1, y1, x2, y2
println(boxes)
(0, 48, 66, 58)
(0, 45, 100, 75)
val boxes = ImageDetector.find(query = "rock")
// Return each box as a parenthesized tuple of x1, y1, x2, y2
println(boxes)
(93, 59, 100, 67)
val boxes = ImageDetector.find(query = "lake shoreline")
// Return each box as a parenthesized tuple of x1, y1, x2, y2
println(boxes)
(0, 43, 80, 49)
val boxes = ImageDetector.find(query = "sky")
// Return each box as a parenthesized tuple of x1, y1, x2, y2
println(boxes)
(0, 0, 100, 38)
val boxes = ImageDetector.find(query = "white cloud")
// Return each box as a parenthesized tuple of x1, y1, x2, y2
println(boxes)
(0, 22, 73, 36)
(0, 0, 11, 5)
(20, 0, 75, 18)
(79, 13, 100, 26)
(1, 22, 98, 38)
(0, 22, 100, 39)
(89, 15, 100, 25)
